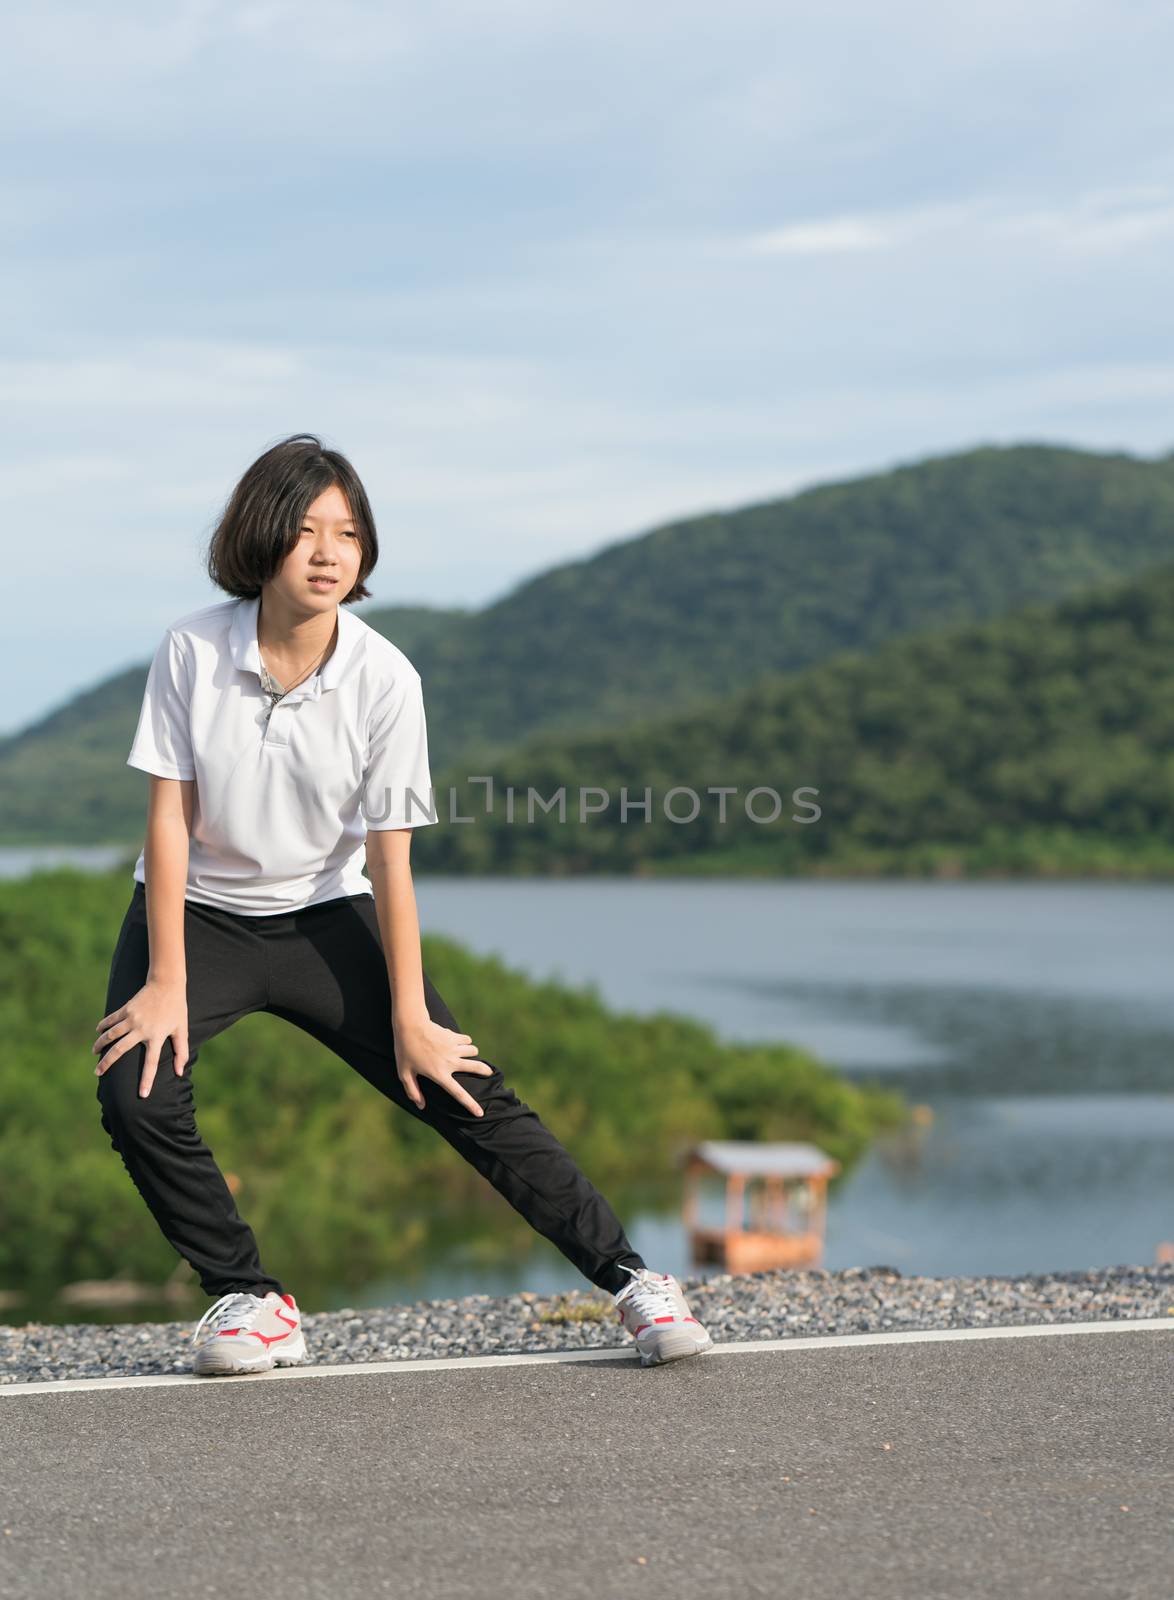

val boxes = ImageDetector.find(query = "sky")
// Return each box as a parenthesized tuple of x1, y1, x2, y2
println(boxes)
(4, 0, 1174, 734)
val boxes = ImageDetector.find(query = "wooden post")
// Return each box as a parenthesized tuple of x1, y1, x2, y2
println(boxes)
(811, 1177, 828, 1254)
(682, 1164, 699, 1230)
(725, 1173, 745, 1237)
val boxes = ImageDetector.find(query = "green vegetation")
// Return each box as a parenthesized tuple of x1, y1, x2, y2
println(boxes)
(366, 440, 1174, 762)
(0, 867, 906, 1305)
(423, 561, 1174, 878)
(4, 441, 1174, 846)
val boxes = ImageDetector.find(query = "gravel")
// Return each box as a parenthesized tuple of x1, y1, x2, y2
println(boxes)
(2, 1263, 1171, 1386)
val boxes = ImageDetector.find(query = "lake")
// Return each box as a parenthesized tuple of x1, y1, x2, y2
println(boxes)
(388, 877, 1174, 1301)
(7, 850, 1172, 1310)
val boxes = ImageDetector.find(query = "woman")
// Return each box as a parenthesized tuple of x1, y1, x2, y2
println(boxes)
(93, 433, 712, 1375)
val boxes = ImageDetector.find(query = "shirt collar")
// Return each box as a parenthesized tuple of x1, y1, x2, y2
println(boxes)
(229, 595, 365, 700)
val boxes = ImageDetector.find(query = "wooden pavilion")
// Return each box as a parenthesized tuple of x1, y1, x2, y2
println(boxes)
(681, 1139, 840, 1272)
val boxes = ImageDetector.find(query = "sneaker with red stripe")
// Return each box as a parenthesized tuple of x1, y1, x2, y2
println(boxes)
(613, 1265, 713, 1365)
(190, 1290, 308, 1376)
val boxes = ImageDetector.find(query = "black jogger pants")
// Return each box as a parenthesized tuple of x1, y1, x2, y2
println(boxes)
(97, 880, 646, 1299)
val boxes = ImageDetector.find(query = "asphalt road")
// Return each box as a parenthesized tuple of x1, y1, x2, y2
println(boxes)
(2, 1328, 1170, 1599)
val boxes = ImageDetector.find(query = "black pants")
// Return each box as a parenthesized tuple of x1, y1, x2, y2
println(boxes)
(97, 881, 645, 1299)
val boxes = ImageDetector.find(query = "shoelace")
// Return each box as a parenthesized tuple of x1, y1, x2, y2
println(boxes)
(191, 1291, 266, 1346)
(615, 1266, 680, 1322)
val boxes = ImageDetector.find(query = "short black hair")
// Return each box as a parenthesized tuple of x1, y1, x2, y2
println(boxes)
(206, 433, 378, 602)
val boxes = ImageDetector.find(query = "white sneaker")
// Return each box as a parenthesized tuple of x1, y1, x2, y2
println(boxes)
(613, 1265, 714, 1366)
(190, 1290, 308, 1376)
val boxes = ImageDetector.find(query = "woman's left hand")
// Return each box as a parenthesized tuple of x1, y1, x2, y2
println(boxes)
(392, 1016, 493, 1117)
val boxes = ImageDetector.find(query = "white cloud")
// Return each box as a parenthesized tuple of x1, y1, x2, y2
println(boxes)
(4, 2, 1174, 734)
(744, 217, 893, 257)
(739, 186, 1174, 259)
(993, 186, 1174, 255)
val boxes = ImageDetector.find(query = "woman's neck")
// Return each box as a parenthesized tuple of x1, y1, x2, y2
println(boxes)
(256, 589, 338, 665)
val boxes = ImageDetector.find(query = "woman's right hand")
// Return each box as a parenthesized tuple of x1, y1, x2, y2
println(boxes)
(93, 979, 189, 1099)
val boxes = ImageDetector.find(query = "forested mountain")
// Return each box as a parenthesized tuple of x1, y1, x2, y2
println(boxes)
(421, 561, 1174, 878)
(367, 441, 1174, 763)
(1, 441, 1172, 848)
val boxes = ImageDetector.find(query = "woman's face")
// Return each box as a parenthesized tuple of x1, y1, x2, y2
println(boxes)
(268, 482, 364, 614)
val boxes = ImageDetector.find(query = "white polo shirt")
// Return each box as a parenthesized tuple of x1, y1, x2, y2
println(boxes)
(127, 595, 439, 915)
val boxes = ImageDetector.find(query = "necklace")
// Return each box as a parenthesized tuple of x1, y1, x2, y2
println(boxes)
(258, 626, 336, 717)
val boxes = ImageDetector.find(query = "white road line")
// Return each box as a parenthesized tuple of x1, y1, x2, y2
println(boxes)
(2, 1317, 1170, 1397)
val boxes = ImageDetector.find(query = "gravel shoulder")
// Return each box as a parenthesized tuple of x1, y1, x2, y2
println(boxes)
(2, 1263, 1171, 1386)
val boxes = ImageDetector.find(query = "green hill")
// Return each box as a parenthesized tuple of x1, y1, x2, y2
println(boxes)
(423, 560, 1174, 878)
(366, 440, 1174, 761)
(2, 440, 1173, 845)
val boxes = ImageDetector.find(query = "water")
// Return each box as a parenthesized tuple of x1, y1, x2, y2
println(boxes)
(0, 844, 134, 879)
(405, 878, 1174, 1286)
(7, 854, 1173, 1309)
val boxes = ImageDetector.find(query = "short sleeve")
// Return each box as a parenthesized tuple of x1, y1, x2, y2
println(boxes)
(361, 670, 439, 830)
(127, 629, 197, 781)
